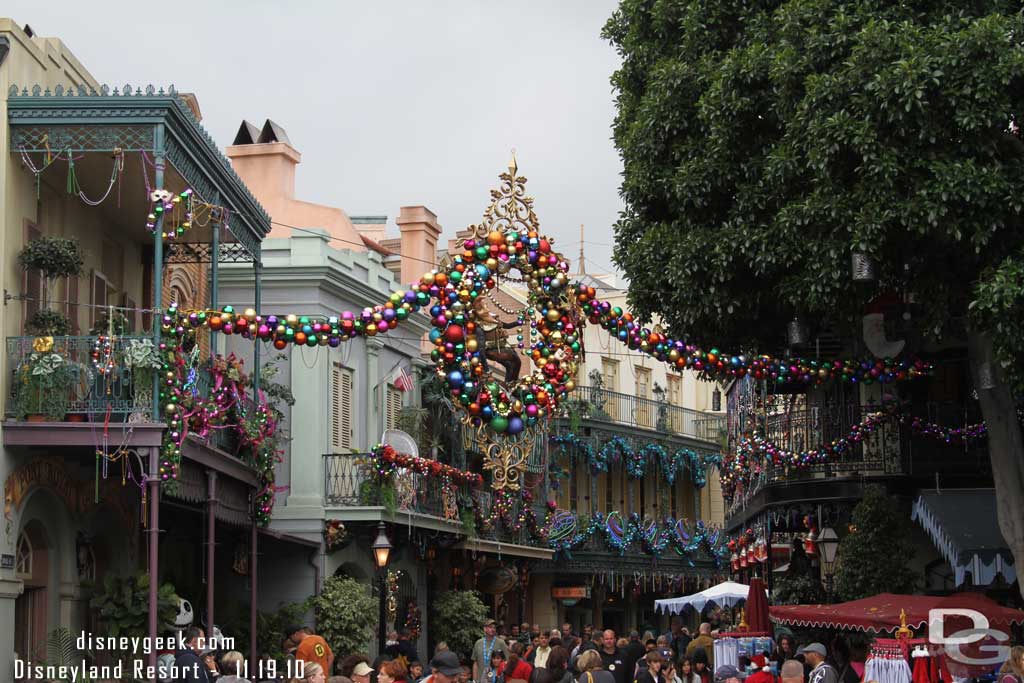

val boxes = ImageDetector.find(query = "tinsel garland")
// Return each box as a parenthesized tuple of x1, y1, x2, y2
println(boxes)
(550, 433, 722, 488)
(546, 509, 727, 563)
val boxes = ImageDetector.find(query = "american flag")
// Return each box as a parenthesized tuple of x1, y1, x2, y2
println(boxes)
(394, 365, 415, 392)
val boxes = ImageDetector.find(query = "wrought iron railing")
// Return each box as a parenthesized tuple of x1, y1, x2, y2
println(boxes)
(323, 452, 458, 518)
(5, 335, 159, 420)
(323, 452, 551, 547)
(570, 386, 726, 441)
(724, 401, 988, 519)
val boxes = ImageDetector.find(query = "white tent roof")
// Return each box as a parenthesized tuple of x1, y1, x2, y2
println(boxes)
(654, 581, 759, 614)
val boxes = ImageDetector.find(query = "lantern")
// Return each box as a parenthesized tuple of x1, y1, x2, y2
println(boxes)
(756, 540, 768, 563)
(731, 552, 739, 572)
(851, 252, 877, 282)
(787, 319, 809, 346)
(804, 529, 818, 556)
(740, 553, 748, 568)
(747, 546, 756, 564)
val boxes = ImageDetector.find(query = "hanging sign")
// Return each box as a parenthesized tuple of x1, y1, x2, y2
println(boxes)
(552, 586, 590, 600)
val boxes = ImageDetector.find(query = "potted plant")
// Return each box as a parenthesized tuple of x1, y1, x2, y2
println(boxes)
(18, 236, 84, 332)
(89, 309, 131, 336)
(123, 339, 162, 420)
(12, 348, 80, 421)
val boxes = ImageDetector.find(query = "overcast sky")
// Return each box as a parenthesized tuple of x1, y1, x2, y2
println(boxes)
(9, 1, 625, 279)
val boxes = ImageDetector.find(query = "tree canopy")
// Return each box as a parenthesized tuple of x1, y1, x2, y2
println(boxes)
(603, 0, 1024, 383)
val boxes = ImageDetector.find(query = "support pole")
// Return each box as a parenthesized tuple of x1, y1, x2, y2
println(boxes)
(152, 126, 165, 422)
(207, 471, 217, 635)
(252, 261, 261, 397)
(147, 446, 161, 672)
(250, 520, 258, 671)
(378, 570, 388, 658)
(210, 204, 220, 356)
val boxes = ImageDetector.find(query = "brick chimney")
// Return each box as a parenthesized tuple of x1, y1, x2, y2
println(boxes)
(396, 206, 442, 286)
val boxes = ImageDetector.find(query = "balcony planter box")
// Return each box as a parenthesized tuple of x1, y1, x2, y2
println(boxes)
(12, 351, 77, 421)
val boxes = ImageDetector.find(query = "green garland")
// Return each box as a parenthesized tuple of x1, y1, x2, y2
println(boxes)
(550, 433, 722, 487)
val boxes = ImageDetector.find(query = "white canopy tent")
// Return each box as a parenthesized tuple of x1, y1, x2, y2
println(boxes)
(654, 581, 759, 614)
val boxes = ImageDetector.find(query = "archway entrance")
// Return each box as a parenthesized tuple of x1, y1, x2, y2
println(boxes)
(14, 520, 51, 661)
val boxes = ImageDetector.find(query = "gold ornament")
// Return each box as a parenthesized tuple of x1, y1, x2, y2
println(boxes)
(32, 336, 54, 353)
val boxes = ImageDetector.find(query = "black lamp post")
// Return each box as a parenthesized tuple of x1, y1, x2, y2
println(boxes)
(817, 527, 840, 602)
(372, 522, 393, 657)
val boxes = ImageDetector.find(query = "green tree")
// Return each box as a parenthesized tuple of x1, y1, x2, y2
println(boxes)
(834, 485, 918, 599)
(431, 590, 488, 660)
(603, 0, 1024, 595)
(312, 576, 377, 656)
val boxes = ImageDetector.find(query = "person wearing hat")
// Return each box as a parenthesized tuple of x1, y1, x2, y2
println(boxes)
(798, 645, 836, 683)
(353, 661, 375, 683)
(744, 656, 775, 683)
(473, 619, 510, 683)
(713, 665, 746, 683)
(286, 624, 335, 678)
(424, 652, 464, 683)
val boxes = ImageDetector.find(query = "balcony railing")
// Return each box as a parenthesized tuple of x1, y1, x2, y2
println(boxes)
(725, 402, 989, 519)
(5, 335, 159, 420)
(323, 452, 550, 546)
(569, 385, 726, 441)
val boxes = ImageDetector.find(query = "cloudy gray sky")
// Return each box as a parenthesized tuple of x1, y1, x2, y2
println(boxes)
(10, 1, 625, 279)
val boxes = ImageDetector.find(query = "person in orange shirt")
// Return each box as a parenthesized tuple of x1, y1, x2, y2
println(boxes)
(286, 624, 335, 676)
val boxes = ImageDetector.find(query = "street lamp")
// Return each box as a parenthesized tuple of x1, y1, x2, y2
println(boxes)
(372, 522, 393, 656)
(817, 527, 840, 600)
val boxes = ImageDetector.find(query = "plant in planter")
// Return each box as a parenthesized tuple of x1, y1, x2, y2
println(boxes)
(89, 309, 132, 336)
(89, 572, 179, 675)
(25, 309, 71, 336)
(18, 236, 84, 319)
(12, 350, 79, 421)
(311, 576, 376, 656)
(123, 339, 163, 415)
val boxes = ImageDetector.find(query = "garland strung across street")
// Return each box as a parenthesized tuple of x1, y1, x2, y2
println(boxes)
(550, 433, 721, 487)
(546, 509, 728, 564)
(142, 161, 946, 526)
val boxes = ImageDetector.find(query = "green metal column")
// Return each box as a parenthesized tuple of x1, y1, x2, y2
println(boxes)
(252, 260, 261, 396)
(210, 195, 220, 356)
(152, 124, 165, 422)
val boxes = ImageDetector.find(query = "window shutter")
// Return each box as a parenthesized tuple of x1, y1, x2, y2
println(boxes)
(91, 270, 110, 328)
(65, 276, 80, 334)
(385, 385, 402, 431)
(331, 366, 353, 451)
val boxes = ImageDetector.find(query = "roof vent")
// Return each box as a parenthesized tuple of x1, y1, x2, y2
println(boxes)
(233, 120, 261, 145)
(258, 119, 291, 145)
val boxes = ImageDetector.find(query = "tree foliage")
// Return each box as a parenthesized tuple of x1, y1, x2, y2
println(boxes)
(431, 590, 488, 659)
(312, 576, 377, 657)
(604, 0, 1024, 596)
(834, 485, 918, 599)
(603, 0, 1024, 373)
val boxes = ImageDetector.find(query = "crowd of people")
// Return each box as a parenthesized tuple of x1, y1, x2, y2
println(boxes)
(159, 619, 1024, 683)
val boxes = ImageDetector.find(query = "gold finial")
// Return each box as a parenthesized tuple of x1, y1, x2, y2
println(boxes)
(738, 607, 749, 631)
(509, 148, 518, 177)
(896, 608, 912, 637)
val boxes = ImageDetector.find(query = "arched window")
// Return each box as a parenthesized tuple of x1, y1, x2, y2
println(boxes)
(15, 531, 32, 579)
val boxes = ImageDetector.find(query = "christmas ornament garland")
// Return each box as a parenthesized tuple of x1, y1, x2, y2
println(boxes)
(157, 161, 930, 447)
(579, 297, 932, 386)
(720, 404, 989, 498)
(370, 443, 484, 487)
(550, 433, 721, 488)
(156, 349, 283, 526)
(91, 334, 116, 376)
